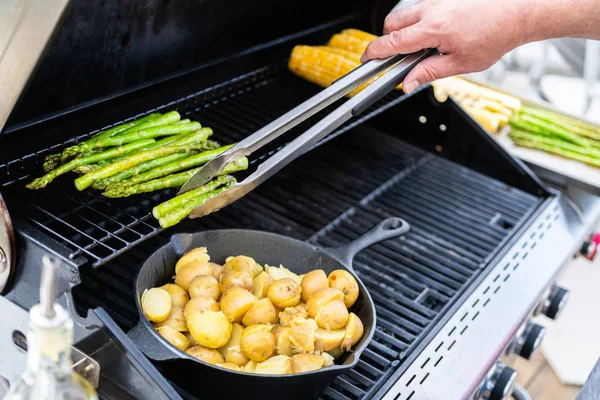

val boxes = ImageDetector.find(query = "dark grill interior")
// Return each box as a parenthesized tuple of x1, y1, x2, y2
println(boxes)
(69, 111, 540, 399)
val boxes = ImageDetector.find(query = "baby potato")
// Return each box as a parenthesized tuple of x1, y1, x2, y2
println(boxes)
(159, 284, 189, 308)
(268, 278, 301, 309)
(141, 288, 172, 322)
(175, 262, 213, 291)
(300, 270, 329, 302)
(154, 317, 188, 332)
(322, 352, 335, 367)
(210, 262, 225, 280)
(220, 287, 258, 323)
(296, 303, 307, 312)
(341, 313, 364, 351)
(224, 256, 262, 278)
(328, 270, 359, 308)
(240, 324, 276, 362)
(254, 355, 292, 375)
(242, 298, 278, 326)
(252, 271, 274, 299)
(162, 305, 185, 321)
(306, 288, 344, 319)
(289, 316, 317, 353)
(291, 353, 325, 373)
(278, 305, 309, 326)
(314, 299, 349, 330)
(189, 275, 221, 300)
(186, 345, 225, 365)
(242, 361, 258, 373)
(218, 323, 249, 366)
(184, 332, 198, 347)
(184, 296, 219, 318)
(314, 328, 345, 352)
(327, 347, 343, 360)
(175, 247, 210, 274)
(157, 326, 190, 351)
(272, 325, 294, 357)
(187, 311, 232, 349)
(220, 271, 253, 293)
(265, 265, 303, 284)
(218, 363, 242, 372)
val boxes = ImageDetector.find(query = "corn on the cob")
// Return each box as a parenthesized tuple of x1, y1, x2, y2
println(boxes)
(341, 29, 378, 43)
(315, 46, 362, 63)
(328, 33, 370, 54)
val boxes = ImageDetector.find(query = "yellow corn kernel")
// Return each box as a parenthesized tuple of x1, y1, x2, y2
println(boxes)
(316, 46, 362, 63)
(328, 34, 370, 54)
(341, 29, 379, 43)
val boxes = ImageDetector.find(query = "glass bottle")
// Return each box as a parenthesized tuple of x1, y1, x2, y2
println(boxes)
(3, 256, 98, 400)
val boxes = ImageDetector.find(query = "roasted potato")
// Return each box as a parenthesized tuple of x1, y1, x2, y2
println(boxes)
(322, 352, 335, 367)
(184, 331, 198, 347)
(175, 247, 210, 274)
(328, 270, 359, 308)
(161, 305, 185, 322)
(314, 299, 349, 330)
(242, 298, 278, 326)
(224, 256, 263, 278)
(141, 288, 172, 322)
(306, 288, 344, 319)
(341, 312, 364, 351)
(327, 347, 343, 360)
(242, 361, 258, 373)
(291, 353, 325, 373)
(265, 265, 303, 284)
(289, 316, 317, 353)
(157, 326, 190, 351)
(159, 284, 190, 308)
(154, 317, 188, 332)
(254, 355, 293, 375)
(240, 324, 276, 362)
(252, 271, 274, 299)
(210, 262, 225, 280)
(218, 323, 249, 367)
(218, 363, 242, 372)
(184, 296, 220, 318)
(272, 325, 294, 357)
(314, 328, 345, 352)
(186, 345, 225, 365)
(268, 278, 301, 309)
(186, 311, 232, 349)
(175, 262, 213, 291)
(220, 287, 258, 323)
(300, 270, 329, 302)
(278, 305, 309, 326)
(189, 275, 221, 300)
(220, 271, 253, 293)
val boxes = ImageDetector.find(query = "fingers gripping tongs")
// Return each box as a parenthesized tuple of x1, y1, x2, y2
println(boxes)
(178, 48, 437, 218)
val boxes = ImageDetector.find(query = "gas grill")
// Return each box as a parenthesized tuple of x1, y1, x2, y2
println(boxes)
(2, 1, 600, 399)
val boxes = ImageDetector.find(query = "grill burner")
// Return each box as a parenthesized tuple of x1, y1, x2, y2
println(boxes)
(71, 120, 539, 399)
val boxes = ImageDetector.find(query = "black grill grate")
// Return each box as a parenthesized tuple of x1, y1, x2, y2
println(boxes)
(72, 121, 540, 399)
(1, 62, 407, 267)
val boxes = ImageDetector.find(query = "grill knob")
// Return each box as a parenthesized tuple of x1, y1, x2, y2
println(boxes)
(480, 362, 517, 400)
(542, 286, 570, 320)
(580, 233, 600, 260)
(516, 322, 546, 360)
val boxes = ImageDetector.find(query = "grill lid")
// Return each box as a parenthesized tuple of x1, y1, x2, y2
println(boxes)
(0, 0, 68, 133)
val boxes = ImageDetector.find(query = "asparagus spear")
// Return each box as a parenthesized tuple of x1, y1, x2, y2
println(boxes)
(26, 139, 155, 189)
(102, 156, 248, 198)
(511, 137, 600, 167)
(158, 181, 236, 229)
(74, 142, 211, 191)
(73, 164, 102, 174)
(509, 129, 600, 159)
(152, 175, 235, 219)
(510, 113, 591, 148)
(115, 144, 236, 186)
(519, 106, 600, 139)
(43, 113, 163, 170)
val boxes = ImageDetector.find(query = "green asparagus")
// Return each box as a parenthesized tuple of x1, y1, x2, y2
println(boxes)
(26, 139, 156, 189)
(74, 142, 210, 191)
(519, 106, 600, 140)
(511, 137, 600, 167)
(509, 129, 600, 159)
(511, 113, 591, 148)
(73, 164, 102, 174)
(152, 175, 235, 219)
(158, 181, 236, 228)
(114, 144, 236, 187)
(102, 156, 248, 198)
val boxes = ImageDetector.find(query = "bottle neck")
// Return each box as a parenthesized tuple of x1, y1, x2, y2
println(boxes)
(25, 304, 73, 377)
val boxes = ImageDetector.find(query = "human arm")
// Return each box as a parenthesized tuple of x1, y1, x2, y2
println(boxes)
(361, 0, 600, 93)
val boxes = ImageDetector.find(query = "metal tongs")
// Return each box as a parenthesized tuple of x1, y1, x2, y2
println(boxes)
(178, 48, 437, 218)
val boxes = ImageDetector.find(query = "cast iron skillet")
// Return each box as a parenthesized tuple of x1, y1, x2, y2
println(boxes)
(128, 217, 409, 400)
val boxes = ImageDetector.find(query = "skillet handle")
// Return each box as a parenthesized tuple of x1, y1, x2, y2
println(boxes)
(128, 320, 182, 362)
(324, 218, 409, 269)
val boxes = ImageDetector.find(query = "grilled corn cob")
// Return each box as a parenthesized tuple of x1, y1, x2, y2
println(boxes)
(315, 46, 362, 63)
(328, 33, 370, 54)
(341, 29, 378, 43)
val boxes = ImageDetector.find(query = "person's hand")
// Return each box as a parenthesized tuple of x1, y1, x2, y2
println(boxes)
(361, 0, 532, 94)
